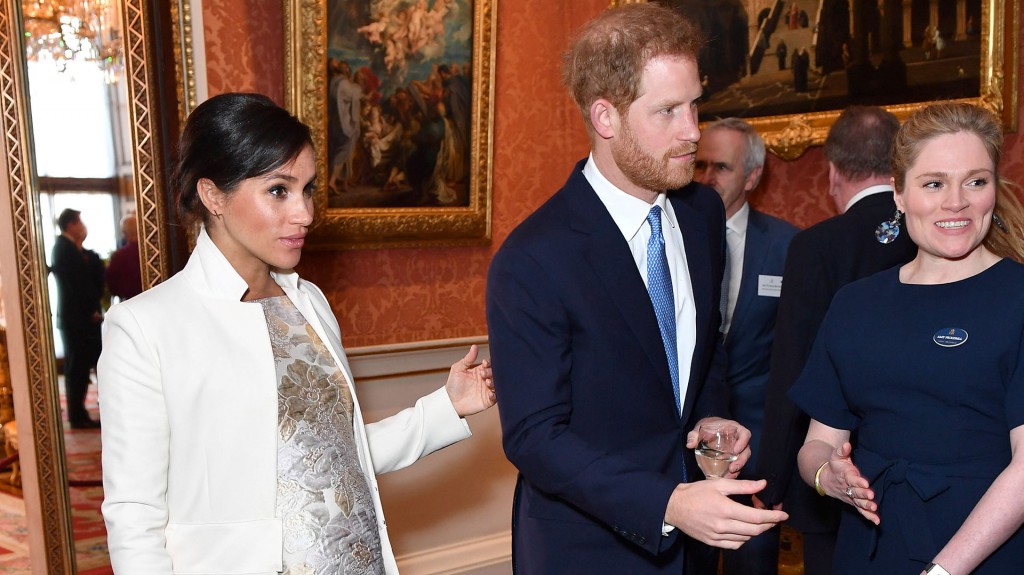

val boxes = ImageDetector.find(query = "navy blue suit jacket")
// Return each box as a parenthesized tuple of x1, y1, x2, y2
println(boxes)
(725, 209, 797, 474)
(486, 160, 730, 574)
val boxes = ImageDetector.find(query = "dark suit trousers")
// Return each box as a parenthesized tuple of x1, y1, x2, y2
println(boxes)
(721, 495, 780, 575)
(802, 530, 836, 575)
(61, 324, 101, 423)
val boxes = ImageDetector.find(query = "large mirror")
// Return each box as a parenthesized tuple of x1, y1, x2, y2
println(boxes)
(0, 0, 198, 570)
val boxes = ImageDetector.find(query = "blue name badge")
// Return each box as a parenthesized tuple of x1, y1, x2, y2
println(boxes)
(933, 328, 968, 348)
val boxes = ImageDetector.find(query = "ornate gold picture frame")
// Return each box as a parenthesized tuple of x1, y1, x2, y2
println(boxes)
(611, 0, 1018, 159)
(284, 0, 495, 249)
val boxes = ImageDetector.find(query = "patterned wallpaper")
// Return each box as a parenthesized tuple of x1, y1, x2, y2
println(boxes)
(204, 0, 1024, 347)
(202, 0, 285, 102)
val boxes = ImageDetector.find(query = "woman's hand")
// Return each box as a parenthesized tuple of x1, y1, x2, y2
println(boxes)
(800, 421, 879, 524)
(822, 441, 879, 525)
(445, 344, 495, 417)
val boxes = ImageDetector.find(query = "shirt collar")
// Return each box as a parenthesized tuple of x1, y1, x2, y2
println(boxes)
(583, 154, 678, 241)
(185, 226, 300, 300)
(845, 184, 894, 212)
(726, 202, 750, 233)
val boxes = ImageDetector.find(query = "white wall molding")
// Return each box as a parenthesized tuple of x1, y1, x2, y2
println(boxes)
(347, 336, 489, 379)
(396, 530, 512, 575)
(346, 336, 514, 575)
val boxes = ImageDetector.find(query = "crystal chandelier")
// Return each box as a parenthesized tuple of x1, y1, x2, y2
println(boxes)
(21, 0, 123, 80)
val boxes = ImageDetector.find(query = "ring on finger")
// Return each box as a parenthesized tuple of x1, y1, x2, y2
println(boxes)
(845, 486, 854, 498)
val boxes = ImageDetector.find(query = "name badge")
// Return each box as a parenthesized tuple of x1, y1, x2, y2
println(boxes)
(933, 328, 968, 348)
(758, 275, 783, 297)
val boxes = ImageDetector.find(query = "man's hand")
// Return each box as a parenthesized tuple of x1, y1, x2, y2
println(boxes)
(664, 479, 788, 549)
(687, 417, 752, 478)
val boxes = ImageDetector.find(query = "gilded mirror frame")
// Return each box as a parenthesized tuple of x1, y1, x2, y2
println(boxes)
(0, 0, 193, 570)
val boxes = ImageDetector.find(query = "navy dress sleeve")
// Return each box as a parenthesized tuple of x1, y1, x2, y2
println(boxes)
(1004, 313, 1024, 430)
(788, 291, 861, 432)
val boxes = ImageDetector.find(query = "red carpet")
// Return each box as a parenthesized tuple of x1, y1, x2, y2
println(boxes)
(0, 374, 113, 572)
(65, 382, 112, 573)
(66, 378, 111, 568)
(0, 492, 30, 572)
(0, 484, 111, 574)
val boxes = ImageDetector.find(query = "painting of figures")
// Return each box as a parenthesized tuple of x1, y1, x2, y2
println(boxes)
(285, 0, 493, 248)
(326, 0, 474, 209)
(654, 0, 984, 120)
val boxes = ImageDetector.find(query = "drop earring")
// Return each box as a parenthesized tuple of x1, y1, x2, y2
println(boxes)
(993, 212, 1008, 232)
(875, 209, 902, 244)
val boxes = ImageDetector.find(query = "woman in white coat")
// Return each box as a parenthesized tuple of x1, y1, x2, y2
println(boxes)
(98, 93, 495, 575)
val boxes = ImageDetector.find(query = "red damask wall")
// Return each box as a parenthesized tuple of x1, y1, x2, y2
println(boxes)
(204, 0, 1023, 347)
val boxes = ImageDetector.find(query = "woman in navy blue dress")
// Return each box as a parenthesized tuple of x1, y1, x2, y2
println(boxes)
(791, 102, 1024, 575)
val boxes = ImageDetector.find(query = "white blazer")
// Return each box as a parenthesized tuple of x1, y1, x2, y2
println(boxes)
(98, 229, 471, 575)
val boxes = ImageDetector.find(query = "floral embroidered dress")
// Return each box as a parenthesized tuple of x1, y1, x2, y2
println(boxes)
(255, 295, 385, 575)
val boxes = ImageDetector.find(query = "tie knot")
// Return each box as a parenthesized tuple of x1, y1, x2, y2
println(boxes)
(647, 205, 663, 236)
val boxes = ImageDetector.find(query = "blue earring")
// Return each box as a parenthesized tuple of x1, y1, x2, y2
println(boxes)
(875, 210, 902, 244)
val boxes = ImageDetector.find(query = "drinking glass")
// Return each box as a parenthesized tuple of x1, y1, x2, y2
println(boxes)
(694, 423, 739, 479)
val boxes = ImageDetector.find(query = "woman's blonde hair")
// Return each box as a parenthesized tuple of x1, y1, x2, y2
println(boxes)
(892, 102, 1024, 262)
(989, 181, 1024, 263)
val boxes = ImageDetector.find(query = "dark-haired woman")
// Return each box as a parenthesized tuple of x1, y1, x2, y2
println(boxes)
(98, 92, 494, 575)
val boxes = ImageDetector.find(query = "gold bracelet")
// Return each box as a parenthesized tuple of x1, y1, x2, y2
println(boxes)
(813, 461, 829, 496)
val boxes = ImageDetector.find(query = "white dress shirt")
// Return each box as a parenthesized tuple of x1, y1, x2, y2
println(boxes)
(844, 184, 895, 213)
(583, 155, 697, 412)
(722, 202, 749, 335)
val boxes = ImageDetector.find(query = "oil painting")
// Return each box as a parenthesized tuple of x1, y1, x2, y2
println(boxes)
(285, 0, 495, 248)
(611, 0, 1017, 158)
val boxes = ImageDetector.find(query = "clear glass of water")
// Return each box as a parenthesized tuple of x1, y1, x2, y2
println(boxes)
(695, 423, 739, 479)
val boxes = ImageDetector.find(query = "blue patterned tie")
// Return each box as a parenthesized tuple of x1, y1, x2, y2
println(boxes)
(646, 206, 680, 413)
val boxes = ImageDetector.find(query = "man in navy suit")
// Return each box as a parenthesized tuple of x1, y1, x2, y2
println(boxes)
(755, 106, 917, 575)
(485, 5, 787, 574)
(694, 118, 798, 575)
(51, 208, 105, 429)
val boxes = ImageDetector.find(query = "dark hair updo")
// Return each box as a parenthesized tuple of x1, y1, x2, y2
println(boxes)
(173, 92, 314, 226)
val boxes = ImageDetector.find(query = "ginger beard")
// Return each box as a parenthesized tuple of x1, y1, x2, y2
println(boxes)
(612, 114, 697, 193)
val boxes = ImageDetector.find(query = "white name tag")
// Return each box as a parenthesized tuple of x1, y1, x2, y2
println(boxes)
(758, 275, 783, 297)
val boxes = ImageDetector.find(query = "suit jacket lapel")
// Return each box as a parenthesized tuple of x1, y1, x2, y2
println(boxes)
(564, 170, 679, 410)
(669, 194, 713, 422)
(732, 211, 769, 335)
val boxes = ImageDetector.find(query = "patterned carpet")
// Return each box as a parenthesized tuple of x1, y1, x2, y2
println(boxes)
(0, 435, 109, 568)
(0, 381, 111, 573)
(0, 488, 30, 571)
(73, 486, 113, 574)
(65, 383, 111, 573)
